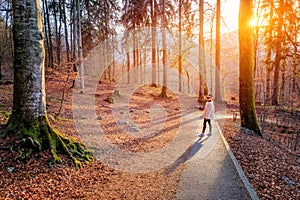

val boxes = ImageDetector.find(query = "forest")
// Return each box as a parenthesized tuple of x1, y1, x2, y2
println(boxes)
(0, 0, 299, 199)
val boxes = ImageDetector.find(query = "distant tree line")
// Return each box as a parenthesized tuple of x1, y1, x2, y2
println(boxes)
(0, 0, 298, 105)
(2, 0, 298, 164)
(253, 0, 300, 106)
(0, 0, 119, 77)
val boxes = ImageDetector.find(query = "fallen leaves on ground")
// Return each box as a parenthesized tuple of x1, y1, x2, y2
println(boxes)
(1, 67, 299, 199)
(222, 118, 300, 200)
(0, 68, 183, 199)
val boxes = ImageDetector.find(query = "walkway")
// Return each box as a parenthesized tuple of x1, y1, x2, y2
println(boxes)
(173, 117, 259, 200)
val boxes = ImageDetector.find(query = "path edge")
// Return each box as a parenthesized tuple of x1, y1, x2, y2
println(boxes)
(216, 122, 259, 200)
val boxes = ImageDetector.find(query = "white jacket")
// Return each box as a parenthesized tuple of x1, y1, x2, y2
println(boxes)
(203, 101, 215, 120)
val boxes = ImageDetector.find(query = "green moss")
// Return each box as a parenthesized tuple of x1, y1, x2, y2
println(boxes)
(2, 90, 13, 95)
(54, 116, 72, 121)
(3, 115, 93, 168)
(1, 111, 11, 119)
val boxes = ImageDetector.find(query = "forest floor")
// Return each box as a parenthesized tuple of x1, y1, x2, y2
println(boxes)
(0, 68, 299, 199)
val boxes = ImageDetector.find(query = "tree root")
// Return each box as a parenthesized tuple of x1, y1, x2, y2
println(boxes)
(159, 93, 168, 98)
(2, 116, 92, 168)
(159, 87, 168, 98)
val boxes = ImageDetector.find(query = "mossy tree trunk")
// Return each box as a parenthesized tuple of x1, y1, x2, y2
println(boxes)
(239, 0, 262, 136)
(2, 0, 91, 167)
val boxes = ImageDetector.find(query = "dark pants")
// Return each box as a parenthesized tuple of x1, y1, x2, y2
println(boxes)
(202, 118, 212, 133)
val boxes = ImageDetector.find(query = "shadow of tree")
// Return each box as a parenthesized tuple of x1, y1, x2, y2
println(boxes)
(165, 134, 213, 174)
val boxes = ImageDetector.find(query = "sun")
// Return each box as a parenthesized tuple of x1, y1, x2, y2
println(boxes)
(250, 19, 257, 26)
(249, 17, 269, 27)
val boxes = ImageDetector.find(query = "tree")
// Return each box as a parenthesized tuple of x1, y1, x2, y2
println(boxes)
(178, 0, 183, 92)
(42, 0, 54, 68)
(255, 0, 299, 106)
(77, 0, 84, 90)
(0, 19, 3, 80)
(122, 0, 148, 85)
(1, 0, 92, 167)
(151, 0, 158, 87)
(159, 0, 168, 98)
(239, 0, 262, 136)
(271, 0, 284, 105)
(62, 0, 71, 63)
(72, 0, 79, 81)
(0, 42, 2, 80)
(0, 6, 14, 79)
(262, 0, 274, 104)
(214, 0, 222, 102)
(198, 0, 205, 102)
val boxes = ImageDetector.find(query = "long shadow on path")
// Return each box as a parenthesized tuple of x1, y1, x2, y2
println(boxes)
(165, 134, 212, 174)
(171, 130, 253, 200)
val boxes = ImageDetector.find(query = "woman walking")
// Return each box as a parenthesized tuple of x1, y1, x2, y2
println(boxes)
(199, 95, 215, 137)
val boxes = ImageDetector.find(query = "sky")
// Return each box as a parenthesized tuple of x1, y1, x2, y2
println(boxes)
(220, 0, 240, 33)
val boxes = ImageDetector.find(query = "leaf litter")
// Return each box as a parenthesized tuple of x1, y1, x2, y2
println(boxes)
(0, 68, 299, 199)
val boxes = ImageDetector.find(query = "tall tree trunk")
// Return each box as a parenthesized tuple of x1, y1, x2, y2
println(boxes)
(209, 14, 214, 94)
(280, 65, 285, 103)
(272, 60, 280, 105)
(3, 0, 91, 167)
(62, 0, 70, 63)
(131, 28, 137, 84)
(73, 0, 78, 72)
(253, 4, 260, 102)
(157, 47, 160, 85)
(271, 0, 284, 106)
(151, 0, 157, 87)
(292, 50, 297, 93)
(143, 49, 147, 84)
(0, 44, 2, 80)
(11, 1, 47, 121)
(239, 0, 262, 136)
(160, 0, 167, 98)
(77, 0, 84, 90)
(41, 0, 49, 67)
(112, 35, 116, 82)
(70, 7, 73, 62)
(135, 33, 139, 84)
(198, 0, 205, 102)
(58, 0, 64, 66)
(139, 40, 143, 84)
(178, 0, 183, 92)
(43, 0, 53, 68)
(265, 68, 272, 104)
(126, 35, 131, 84)
(215, 0, 222, 101)
(4, 9, 14, 65)
(265, 3, 273, 104)
(52, 0, 60, 66)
